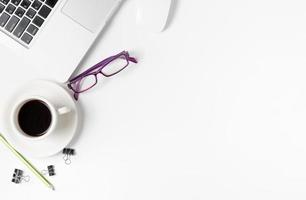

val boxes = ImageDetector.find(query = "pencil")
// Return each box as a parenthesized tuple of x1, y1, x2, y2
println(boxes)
(0, 133, 55, 190)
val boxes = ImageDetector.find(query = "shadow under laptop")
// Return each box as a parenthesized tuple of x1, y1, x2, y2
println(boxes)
(164, 0, 179, 31)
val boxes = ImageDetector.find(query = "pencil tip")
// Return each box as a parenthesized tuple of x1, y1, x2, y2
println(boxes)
(51, 185, 55, 191)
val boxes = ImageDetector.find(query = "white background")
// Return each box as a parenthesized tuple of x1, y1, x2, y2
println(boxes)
(1, 0, 306, 199)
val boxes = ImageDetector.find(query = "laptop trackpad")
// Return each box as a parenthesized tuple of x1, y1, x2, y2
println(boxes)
(62, 0, 119, 33)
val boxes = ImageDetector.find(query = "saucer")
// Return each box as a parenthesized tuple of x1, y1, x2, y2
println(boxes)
(3, 80, 79, 158)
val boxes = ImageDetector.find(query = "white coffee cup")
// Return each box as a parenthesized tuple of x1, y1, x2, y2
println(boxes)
(11, 96, 71, 141)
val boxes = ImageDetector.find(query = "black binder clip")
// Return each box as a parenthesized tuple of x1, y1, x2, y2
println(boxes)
(12, 169, 30, 184)
(63, 148, 75, 165)
(42, 165, 55, 176)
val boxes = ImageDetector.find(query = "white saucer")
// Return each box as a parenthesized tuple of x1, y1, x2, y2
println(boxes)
(3, 80, 79, 158)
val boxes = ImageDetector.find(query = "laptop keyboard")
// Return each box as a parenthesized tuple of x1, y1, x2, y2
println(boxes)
(0, 0, 58, 47)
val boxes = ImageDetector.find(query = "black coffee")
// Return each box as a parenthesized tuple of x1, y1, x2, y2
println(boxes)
(18, 100, 52, 137)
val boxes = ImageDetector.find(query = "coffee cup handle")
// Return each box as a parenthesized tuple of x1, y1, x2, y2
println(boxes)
(57, 107, 71, 115)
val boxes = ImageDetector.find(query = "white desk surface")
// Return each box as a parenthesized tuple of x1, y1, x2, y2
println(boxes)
(1, 0, 306, 199)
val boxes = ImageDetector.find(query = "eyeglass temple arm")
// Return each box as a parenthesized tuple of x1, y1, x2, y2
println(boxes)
(128, 56, 138, 63)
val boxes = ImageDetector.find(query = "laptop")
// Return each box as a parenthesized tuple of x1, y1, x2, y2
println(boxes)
(0, 0, 123, 81)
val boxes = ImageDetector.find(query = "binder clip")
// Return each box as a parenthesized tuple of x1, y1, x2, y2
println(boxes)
(11, 169, 30, 184)
(42, 165, 55, 176)
(63, 148, 75, 165)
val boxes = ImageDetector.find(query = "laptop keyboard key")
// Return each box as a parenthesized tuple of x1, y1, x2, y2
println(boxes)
(21, 32, 32, 44)
(11, 0, 21, 6)
(38, 5, 50, 18)
(25, 7, 35, 18)
(13, 16, 30, 37)
(45, 0, 57, 8)
(31, 0, 41, 10)
(20, 0, 30, 9)
(0, 3, 4, 13)
(0, 12, 9, 26)
(32, 15, 43, 27)
(0, 0, 9, 5)
(15, 7, 25, 17)
(26, 23, 38, 35)
(5, 15, 19, 32)
(6, 4, 16, 14)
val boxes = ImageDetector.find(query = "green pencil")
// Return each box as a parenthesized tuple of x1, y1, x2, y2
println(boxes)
(0, 133, 55, 190)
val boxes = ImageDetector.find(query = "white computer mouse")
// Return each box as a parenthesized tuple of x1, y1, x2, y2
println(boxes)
(136, 0, 173, 32)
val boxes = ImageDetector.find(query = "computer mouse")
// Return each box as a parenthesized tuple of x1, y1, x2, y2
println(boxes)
(136, 0, 173, 32)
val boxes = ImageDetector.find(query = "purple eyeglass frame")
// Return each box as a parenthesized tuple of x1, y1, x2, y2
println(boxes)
(67, 51, 137, 100)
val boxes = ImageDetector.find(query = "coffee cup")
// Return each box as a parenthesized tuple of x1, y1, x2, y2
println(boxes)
(11, 96, 71, 140)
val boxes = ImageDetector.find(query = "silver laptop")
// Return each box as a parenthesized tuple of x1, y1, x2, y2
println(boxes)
(0, 0, 122, 81)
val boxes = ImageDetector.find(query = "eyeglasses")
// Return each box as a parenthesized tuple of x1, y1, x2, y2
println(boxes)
(67, 51, 137, 100)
